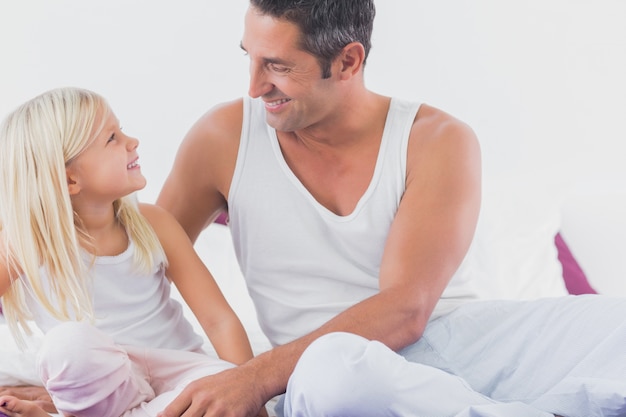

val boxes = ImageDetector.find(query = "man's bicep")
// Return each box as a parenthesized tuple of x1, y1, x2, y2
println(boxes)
(379, 121, 481, 309)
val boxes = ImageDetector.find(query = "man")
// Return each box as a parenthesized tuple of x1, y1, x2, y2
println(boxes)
(157, 1, 625, 416)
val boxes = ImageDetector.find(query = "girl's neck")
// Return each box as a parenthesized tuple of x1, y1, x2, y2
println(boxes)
(76, 206, 128, 257)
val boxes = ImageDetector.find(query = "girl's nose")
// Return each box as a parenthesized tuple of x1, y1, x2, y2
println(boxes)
(126, 135, 139, 150)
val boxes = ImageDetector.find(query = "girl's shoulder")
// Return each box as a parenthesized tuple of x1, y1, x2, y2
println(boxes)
(137, 203, 188, 244)
(138, 203, 176, 230)
(138, 202, 165, 220)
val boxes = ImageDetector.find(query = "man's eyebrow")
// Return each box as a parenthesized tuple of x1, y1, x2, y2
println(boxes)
(239, 42, 293, 66)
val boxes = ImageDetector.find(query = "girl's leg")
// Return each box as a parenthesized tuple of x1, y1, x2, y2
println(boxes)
(37, 322, 154, 417)
(120, 346, 235, 417)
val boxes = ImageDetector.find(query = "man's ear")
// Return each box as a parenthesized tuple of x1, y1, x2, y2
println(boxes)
(66, 171, 80, 195)
(337, 42, 365, 80)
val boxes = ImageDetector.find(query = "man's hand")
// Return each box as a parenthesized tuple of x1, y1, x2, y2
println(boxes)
(0, 387, 55, 415)
(157, 366, 269, 417)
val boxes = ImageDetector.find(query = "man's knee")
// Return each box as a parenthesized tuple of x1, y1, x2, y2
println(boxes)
(285, 332, 396, 416)
(291, 332, 374, 385)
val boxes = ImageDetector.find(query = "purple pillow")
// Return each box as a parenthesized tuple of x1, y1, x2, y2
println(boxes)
(215, 211, 229, 226)
(554, 232, 597, 295)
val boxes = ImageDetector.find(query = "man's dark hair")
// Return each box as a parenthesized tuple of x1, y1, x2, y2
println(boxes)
(249, 0, 375, 78)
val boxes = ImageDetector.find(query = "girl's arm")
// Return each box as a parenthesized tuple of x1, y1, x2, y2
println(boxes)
(139, 203, 254, 365)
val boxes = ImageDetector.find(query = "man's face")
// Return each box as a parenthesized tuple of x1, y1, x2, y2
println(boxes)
(241, 6, 338, 133)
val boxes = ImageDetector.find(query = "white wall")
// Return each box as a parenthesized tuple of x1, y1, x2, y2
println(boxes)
(2, 1, 625, 294)
(3, 3, 626, 378)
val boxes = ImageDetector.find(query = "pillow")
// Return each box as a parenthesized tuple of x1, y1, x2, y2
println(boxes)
(554, 232, 596, 295)
(467, 177, 569, 300)
(214, 211, 229, 226)
(0, 319, 43, 386)
(559, 182, 626, 296)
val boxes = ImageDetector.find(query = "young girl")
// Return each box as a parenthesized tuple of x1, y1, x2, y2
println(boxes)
(0, 87, 262, 417)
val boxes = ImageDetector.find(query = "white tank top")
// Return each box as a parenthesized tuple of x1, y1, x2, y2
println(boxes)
(24, 241, 203, 352)
(229, 96, 478, 347)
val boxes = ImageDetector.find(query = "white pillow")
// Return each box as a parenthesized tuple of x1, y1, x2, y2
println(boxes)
(0, 317, 43, 386)
(468, 177, 568, 300)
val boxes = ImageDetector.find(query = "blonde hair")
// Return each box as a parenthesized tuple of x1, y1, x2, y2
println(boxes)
(0, 87, 166, 346)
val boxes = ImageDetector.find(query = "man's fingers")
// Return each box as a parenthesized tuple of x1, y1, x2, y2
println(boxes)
(157, 390, 192, 417)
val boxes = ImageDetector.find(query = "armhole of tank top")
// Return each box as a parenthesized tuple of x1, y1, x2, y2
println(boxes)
(399, 101, 422, 181)
(228, 96, 251, 210)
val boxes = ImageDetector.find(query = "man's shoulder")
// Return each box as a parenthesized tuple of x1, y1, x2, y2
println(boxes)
(411, 103, 477, 146)
(193, 97, 244, 135)
(180, 97, 245, 155)
(405, 103, 480, 178)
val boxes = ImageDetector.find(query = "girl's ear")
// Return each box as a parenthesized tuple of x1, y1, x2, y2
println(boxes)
(66, 171, 80, 195)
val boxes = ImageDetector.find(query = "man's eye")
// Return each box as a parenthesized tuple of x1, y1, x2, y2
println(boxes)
(269, 63, 289, 73)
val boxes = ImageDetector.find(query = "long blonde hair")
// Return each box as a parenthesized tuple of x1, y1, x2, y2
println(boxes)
(0, 87, 166, 346)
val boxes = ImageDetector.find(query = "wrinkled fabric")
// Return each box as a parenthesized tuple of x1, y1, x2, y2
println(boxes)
(38, 322, 233, 417)
(283, 296, 626, 417)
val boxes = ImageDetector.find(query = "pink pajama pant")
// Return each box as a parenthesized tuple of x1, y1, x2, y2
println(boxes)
(36, 322, 234, 417)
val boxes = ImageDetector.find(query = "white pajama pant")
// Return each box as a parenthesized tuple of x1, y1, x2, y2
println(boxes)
(36, 322, 234, 417)
(283, 295, 626, 417)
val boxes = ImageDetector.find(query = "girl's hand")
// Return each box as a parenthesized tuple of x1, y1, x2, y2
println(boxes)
(0, 395, 53, 417)
(0, 387, 56, 415)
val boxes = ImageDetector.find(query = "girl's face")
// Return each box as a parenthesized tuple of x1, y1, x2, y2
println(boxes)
(66, 108, 146, 205)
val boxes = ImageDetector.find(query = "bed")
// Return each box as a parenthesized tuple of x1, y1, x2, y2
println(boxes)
(1, 177, 624, 416)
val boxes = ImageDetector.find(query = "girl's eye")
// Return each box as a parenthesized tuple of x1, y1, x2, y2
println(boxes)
(107, 133, 115, 144)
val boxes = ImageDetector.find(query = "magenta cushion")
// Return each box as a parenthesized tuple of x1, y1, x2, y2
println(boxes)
(215, 211, 229, 226)
(554, 233, 597, 295)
